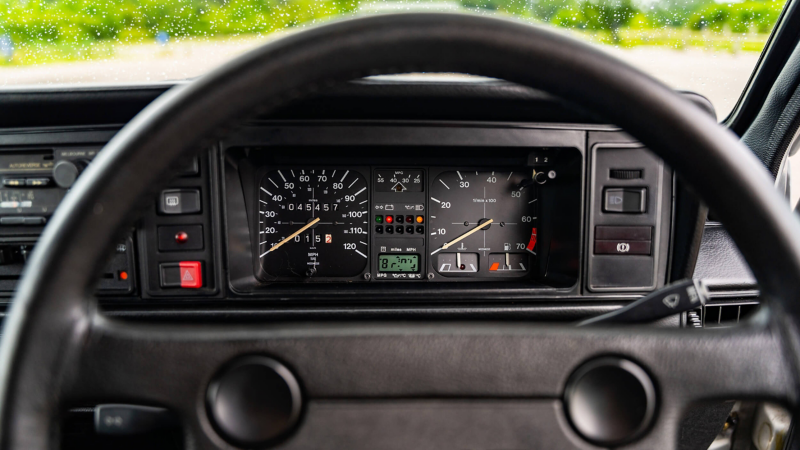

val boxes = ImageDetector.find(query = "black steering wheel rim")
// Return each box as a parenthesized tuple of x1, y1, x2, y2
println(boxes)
(1, 12, 799, 449)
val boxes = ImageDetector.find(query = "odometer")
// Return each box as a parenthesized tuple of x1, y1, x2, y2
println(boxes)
(258, 168, 369, 278)
(429, 170, 539, 278)
(378, 254, 420, 273)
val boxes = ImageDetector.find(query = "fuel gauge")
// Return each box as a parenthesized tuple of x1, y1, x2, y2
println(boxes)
(488, 253, 529, 277)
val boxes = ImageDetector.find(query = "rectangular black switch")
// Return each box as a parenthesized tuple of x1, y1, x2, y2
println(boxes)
(94, 404, 177, 435)
(603, 188, 647, 213)
(158, 189, 201, 215)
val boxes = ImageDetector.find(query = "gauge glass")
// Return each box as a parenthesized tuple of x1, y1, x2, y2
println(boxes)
(429, 170, 538, 277)
(258, 168, 369, 278)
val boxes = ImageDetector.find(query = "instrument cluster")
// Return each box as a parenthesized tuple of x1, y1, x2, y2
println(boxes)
(255, 166, 547, 283)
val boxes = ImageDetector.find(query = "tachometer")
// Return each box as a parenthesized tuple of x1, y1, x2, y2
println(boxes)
(429, 170, 538, 278)
(258, 168, 369, 278)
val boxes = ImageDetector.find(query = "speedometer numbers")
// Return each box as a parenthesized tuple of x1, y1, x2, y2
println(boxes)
(428, 170, 538, 278)
(258, 168, 369, 279)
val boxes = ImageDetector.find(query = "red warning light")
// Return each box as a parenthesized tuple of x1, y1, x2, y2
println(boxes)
(385, 215, 394, 224)
(119, 271, 128, 281)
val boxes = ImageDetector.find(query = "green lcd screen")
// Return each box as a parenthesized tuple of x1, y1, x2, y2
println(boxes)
(378, 254, 419, 273)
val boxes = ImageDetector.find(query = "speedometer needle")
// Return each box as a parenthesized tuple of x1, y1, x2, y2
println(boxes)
(261, 217, 320, 257)
(433, 219, 493, 254)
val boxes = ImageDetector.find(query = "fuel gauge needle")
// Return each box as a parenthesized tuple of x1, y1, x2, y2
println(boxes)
(431, 219, 493, 255)
(260, 217, 320, 258)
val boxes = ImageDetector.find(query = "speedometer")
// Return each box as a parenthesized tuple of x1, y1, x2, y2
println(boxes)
(258, 168, 369, 278)
(428, 170, 539, 278)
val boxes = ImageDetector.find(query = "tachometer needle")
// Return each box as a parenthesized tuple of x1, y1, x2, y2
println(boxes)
(261, 217, 320, 257)
(432, 219, 493, 254)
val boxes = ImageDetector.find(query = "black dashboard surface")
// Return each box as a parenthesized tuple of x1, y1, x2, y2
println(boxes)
(0, 79, 753, 320)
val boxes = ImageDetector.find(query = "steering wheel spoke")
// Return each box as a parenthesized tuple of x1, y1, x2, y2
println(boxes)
(54, 312, 795, 449)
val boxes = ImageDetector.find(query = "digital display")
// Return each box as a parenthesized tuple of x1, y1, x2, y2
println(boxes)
(0, 189, 65, 216)
(378, 254, 419, 273)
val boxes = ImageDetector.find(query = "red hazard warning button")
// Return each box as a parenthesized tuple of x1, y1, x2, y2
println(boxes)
(159, 261, 203, 289)
(179, 261, 202, 288)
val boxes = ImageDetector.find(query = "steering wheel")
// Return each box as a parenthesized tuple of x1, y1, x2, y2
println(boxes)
(1, 12, 798, 450)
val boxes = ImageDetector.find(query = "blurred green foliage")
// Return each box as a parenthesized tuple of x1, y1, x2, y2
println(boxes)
(0, 0, 358, 44)
(463, 0, 783, 36)
(687, 0, 781, 33)
(0, 0, 787, 65)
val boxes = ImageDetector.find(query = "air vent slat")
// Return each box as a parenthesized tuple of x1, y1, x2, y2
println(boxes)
(693, 302, 759, 328)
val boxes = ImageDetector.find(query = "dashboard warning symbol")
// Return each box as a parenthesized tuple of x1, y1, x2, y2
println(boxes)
(177, 261, 202, 288)
(325, 234, 332, 244)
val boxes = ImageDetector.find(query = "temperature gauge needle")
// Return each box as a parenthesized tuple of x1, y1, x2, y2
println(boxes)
(432, 219, 493, 255)
(261, 217, 320, 257)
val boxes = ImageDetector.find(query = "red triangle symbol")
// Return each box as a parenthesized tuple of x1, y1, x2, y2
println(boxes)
(182, 270, 194, 281)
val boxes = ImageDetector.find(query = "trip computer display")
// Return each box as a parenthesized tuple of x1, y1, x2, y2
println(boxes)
(378, 254, 419, 273)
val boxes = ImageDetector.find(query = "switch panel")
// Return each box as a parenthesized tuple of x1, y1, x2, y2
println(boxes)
(587, 144, 671, 292)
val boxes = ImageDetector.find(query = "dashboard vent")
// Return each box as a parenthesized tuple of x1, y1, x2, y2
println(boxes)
(704, 303, 758, 328)
(683, 301, 759, 328)
(609, 169, 643, 180)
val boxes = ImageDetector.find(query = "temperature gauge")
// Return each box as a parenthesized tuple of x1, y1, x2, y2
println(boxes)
(436, 253, 479, 275)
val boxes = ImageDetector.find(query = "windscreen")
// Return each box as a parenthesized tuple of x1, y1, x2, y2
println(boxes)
(0, 0, 788, 118)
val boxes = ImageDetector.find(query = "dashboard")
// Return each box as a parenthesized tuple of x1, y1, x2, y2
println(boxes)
(221, 121, 672, 301)
(0, 123, 673, 302)
(0, 71, 780, 450)
(0, 79, 751, 314)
